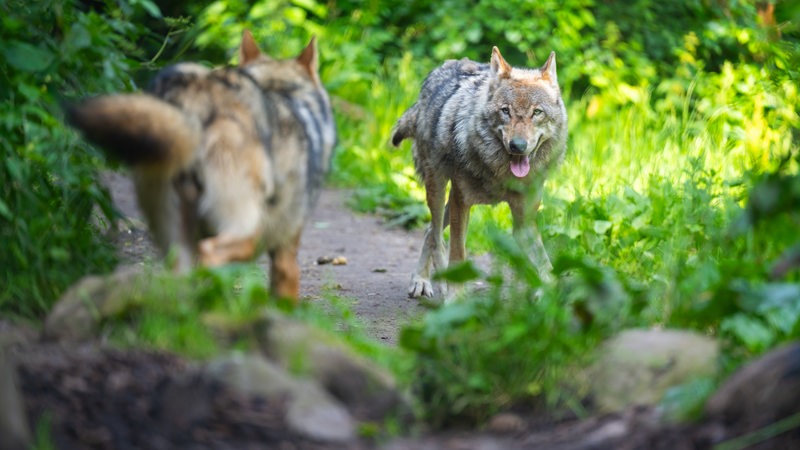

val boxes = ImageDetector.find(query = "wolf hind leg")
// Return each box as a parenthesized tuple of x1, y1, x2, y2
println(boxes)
(409, 170, 448, 298)
(269, 232, 301, 301)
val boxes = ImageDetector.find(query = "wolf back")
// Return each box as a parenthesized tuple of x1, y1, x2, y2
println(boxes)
(67, 32, 336, 299)
(146, 59, 335, 212)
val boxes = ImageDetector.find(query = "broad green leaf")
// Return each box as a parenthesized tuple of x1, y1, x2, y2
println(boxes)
(399, 326, 430, 353)
(0, 198, 11, 220)
(17, 83, 40, 102)
(660, 377, 716, 422)
(63, 22, 91, 53)
(423, 302, 478, 338)
(593, 220, 612, 234)
(131, 0, 162, 18)
(433, 260, 482, 282)
(720, 314, 774, 353)
(2, 40, 54, 72)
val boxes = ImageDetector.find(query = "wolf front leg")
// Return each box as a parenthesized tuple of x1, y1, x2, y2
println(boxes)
(508, 188, 554, 283)
(409, 170, 448, 298)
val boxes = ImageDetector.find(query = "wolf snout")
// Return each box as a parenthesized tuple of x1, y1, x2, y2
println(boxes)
(509, 137, 527, 154)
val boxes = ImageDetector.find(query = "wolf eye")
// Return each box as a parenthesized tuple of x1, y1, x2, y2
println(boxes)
(500, 106, 510, 116)
(532, 108, 544, 117)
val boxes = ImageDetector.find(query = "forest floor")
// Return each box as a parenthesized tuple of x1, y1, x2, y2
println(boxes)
(4, 172, 766, 449)
(95, 172, 722, 449)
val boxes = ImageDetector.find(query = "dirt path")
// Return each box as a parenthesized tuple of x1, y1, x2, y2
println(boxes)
(103, 171, 429, 345)
(297, 188, 429, 344)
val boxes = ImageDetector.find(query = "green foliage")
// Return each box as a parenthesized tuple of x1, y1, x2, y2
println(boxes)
(687, 157, 800, 357)
(189, 0, 330, 64)
(659, 376, 718, 422)
(0, 0, 163, 316)
(400, 232, 630, 425)
(101, 264, 402, 367)
(104, 265, 269, 358)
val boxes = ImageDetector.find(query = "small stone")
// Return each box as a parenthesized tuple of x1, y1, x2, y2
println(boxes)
(332, 256, 348, 265)
(486, 412, 526, 433)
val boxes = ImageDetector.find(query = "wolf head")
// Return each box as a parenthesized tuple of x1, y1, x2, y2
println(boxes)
(239, 29, 323, 90)
(487, 47, 566, 178)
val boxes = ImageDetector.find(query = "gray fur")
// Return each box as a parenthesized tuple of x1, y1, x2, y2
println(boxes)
(392, 48, 568, 300)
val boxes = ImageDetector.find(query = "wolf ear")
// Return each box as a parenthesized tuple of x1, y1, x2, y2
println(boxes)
(297, 36, 320, 85)
(490, 46, 512, 79)
(541, 51, 558, 84)
(239, 29, 262, 67)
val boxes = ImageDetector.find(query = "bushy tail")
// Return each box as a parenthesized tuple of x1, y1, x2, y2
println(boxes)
(66, 94, 200, 179)
(390, 103, 418, 147)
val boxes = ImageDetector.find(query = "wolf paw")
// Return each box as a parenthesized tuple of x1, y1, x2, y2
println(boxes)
(408, 275, 435, 298)
(198, 239, 225, 267)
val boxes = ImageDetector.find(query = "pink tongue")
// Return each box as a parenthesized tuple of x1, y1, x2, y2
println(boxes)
(510, 155, 530, 178)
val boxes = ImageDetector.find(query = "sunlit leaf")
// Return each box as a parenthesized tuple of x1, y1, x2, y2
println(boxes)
(593, 220, 612, 234)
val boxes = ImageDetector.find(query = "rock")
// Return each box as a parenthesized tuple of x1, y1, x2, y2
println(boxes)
(706, 341, 800, 429)
(204, 352, 356, 443)
(43, 265, 149, 341)
(0, 320, 37, 349)
(156, 373, 216, 428)
(590, 329, 719, 413)
(0, 350, 31, 450)
(254, 310, 411, 422)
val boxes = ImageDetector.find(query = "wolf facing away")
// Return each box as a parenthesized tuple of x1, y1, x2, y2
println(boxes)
(66, 31, 336, 300)
(392, 47, 567, 299)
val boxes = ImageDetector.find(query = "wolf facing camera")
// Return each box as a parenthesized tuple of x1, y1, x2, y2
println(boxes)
(392, 47, 568, 300)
